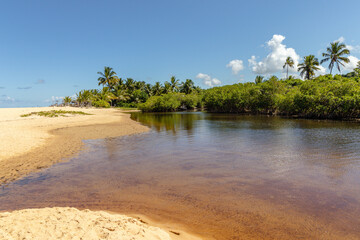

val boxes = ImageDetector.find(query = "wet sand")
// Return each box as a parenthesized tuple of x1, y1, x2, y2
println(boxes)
(0, 107, 202, 239)
(0, 107, 149, 185)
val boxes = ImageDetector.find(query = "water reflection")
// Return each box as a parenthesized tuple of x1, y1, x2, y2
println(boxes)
(1, 113, 360, 239)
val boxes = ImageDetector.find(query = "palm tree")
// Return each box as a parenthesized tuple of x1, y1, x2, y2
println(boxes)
(354, 61, 360, 76)
(321, 41, 350, 74)
(63, 96, 72, 106)
(297, 55, 320, 80)
(125, 78, 135, 91)
(180, 79, 194, 94)
(254, 75, 264, 84)
(152, 82, 163, 96)
(170, 76, 180, 92)
(283, 57, 295, 79)
(163, 82, 172, 94)
(97, 67, 118, 89)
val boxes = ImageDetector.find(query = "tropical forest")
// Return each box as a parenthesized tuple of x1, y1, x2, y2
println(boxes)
(64, 41, 360, 120)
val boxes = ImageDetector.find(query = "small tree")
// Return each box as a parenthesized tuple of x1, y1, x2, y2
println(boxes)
(283, 56, 295, 79)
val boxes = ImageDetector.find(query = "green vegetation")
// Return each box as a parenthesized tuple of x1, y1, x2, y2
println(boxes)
(321, 41, 350, 74)
(283, 56, 294, 79)
(139, 93, 202, 112)
(63, 68, 202, 109)
(203, 74, 360, 119)
(297, 55, 321, 80)
(62, 41, 360, 120)
(21, 110, 91, 118)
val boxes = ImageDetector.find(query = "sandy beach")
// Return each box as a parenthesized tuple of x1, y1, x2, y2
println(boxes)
(0, 106, 149, 185)
(0, 107, 201, 239)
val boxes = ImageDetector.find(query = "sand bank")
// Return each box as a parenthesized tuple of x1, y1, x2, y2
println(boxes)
(0, 107, 149, 185)
(0, 207, 171, 240)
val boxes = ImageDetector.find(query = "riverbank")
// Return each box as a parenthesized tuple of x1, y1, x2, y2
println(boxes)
(0, 106, 149, 185)
(0, 107, 203, 239)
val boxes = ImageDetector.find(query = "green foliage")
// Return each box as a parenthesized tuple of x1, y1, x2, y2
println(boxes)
(21, 110, 91, 118)
(203, 75, 360, 119)
(92, 100, 111, 108)
(72, 69, 201, 109)
(321, 41, 350, 74)
(138, 93, 201, 112)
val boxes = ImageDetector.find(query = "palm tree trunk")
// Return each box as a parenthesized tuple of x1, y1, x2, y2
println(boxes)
(287, 67, 289, 79)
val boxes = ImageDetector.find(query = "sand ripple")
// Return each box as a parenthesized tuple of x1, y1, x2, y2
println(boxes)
(0, 207, 171, 240)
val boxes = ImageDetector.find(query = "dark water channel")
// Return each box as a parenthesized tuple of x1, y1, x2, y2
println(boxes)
(1, 113, 360, 239)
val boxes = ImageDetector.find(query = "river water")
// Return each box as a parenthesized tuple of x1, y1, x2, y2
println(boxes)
(1, 113, 360, 239)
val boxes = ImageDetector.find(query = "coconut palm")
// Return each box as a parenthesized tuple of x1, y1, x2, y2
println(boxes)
(180, 79, 194, 94)
(63, 96, 72, 106)
(170, 76, 180, 92)
(255, 75, 264, 84)
(283, 57, 295, 79)
(97, 67, 118, 89)
(125, 78, 135, 91)
(76, 90, 92, 106)
(152, 82, 163, 96)
(354, 61, 360, 76)
(321, 41, 350, 74)
(297, 55, 320, 80)
(163, 82, 172, 94)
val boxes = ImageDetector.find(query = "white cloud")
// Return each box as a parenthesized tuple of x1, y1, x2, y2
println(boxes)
(45, 96, 64, 103)
(335, 36, 360, 54)
(226, 59, 244, 74)
(315, 65, 327, 76)
(0, 95, 15, 103)
(336, 36, 345, 43)
(196, 73, 222, 87)
(248, 34, 301, 75)
(344, 55, 360, 71)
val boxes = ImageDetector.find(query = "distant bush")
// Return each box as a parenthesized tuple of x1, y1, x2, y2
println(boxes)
(92, 100, 110, 108)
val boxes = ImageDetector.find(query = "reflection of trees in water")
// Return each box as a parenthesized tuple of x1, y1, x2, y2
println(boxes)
(131, 112, 360, 179)
(131, 112, 203, 136)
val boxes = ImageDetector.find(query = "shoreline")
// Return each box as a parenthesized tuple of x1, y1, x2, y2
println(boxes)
(0, 106, 202, 239)
(0, 106, 149, 185)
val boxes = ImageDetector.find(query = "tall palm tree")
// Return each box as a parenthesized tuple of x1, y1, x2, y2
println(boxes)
(297, 55, 320, 80)
(321, 41, 350, 74)
(283, 57, 295, 79)
(170, 76, 180, 92)
(97, 67, 118, 89)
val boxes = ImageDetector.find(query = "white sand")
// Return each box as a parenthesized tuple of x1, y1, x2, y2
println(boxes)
(0, 207, 171, 240)
(0, 106, 148, 161)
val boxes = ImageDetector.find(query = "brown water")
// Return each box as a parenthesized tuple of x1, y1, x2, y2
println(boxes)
(1, 113, 360, 239)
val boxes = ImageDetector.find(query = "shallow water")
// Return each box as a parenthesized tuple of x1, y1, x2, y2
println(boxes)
(1, 113, 360, 239)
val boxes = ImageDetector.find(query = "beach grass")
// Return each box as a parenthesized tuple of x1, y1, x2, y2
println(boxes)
(21, 110, 92, 118)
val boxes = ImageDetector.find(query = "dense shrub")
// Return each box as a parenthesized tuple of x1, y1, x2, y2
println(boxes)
(138, 93, 201, 112)
(202, 75, 360, 119)
(92, 100, 110, 108)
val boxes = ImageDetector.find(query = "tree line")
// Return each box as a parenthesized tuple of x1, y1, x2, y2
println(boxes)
(63, 68, 201, 108)
(62, 40, 360, 119)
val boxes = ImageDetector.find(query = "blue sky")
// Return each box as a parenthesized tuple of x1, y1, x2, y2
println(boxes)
(1, 0, 360, 107)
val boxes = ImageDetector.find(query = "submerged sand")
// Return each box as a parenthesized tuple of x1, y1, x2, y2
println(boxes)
(0, 107, 189, 239)
(0, 106, 149, 185)
(0, 207, 171, 240)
